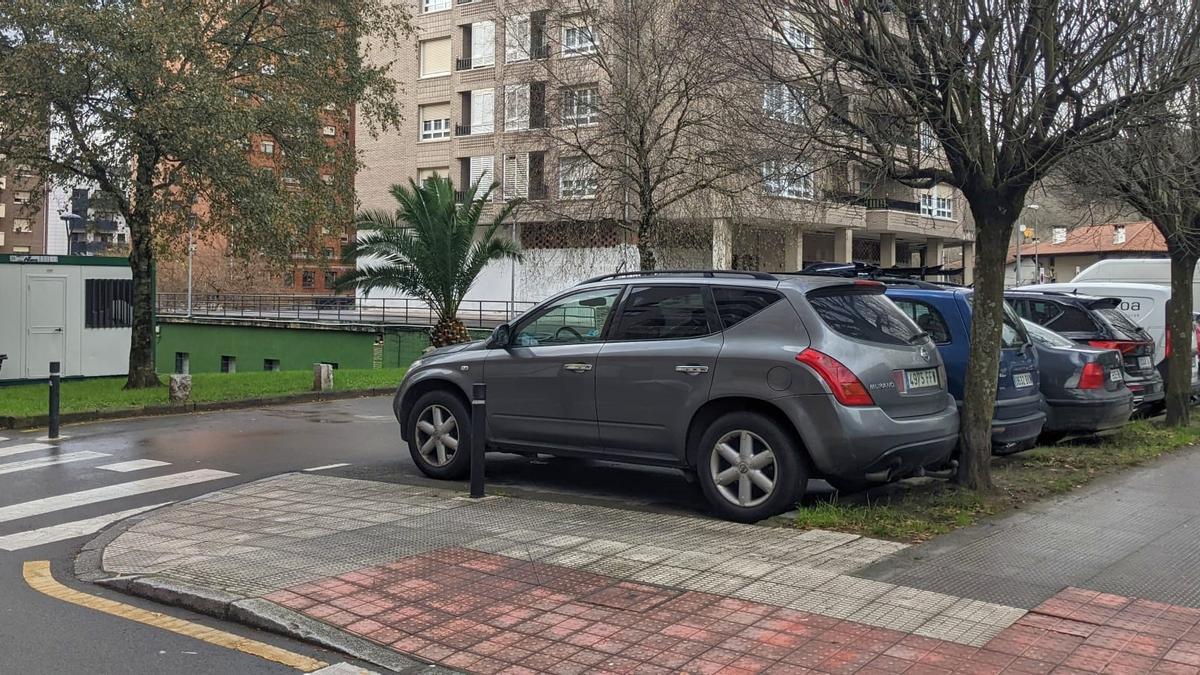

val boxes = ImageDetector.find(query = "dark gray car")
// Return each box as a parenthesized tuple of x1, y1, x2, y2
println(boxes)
(393, 271, 959, 522)
(1021, 319, 1133, 442)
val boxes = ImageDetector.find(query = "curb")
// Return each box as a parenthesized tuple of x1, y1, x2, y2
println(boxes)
(76, 507, 452, 674)
(0, 387, 395, 430)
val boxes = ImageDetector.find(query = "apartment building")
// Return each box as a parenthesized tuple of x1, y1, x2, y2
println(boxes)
(355, 0, 976, 303)
(0, 166, 50, 255)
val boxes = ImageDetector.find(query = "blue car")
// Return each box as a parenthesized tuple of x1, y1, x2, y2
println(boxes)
(884, 284, 1047, 454)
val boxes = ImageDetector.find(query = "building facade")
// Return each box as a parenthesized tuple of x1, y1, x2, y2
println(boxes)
(1005, 221, 1167, 286)
(0, 167, 50, 255)
(355, 0, 976, 304)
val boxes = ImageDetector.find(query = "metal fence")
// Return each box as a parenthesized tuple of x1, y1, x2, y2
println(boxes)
(156, 293, 537, 328)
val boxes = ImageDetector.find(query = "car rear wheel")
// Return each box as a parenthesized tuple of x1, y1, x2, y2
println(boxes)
(696, 412, 806, 523)
(406, 390, 472, 479)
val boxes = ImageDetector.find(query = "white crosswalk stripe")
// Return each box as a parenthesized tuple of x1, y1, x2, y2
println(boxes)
(0, 503, 170, 551)
(0, 451, 110, 476)
(97, 459, 171, 472)
(0, 442, 54, 459)
(0, 436, 8, 443)
(0, 469, 237, 524)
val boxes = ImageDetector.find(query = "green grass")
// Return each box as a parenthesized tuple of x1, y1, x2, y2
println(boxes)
(793, 420, 1200, 543)
(0, 368, 407, 418)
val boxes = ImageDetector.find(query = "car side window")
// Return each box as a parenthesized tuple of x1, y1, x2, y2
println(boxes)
(711, 287, 782, 329)
(1024, 300, 1064, 326)
(611, 286, 714, 341)
(1048, 305, 1099, 333)
(891, 299, 952, 344)
(514, 287, 621, 346)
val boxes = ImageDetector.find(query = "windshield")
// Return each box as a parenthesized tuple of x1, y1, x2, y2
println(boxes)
(807, 289, 924, 346)
(1023, 319, 1076, 348)
(1096, 307, 1149, 341)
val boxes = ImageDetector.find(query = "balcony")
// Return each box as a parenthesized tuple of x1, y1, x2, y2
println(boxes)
(455, 57, 494, 71)
(530, 44, 550, 60)
(865, 198, 920, 212)
(454, 124, 494, 137)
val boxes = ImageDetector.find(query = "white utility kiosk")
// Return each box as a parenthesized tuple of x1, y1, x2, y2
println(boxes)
(0, 254, 132, 381)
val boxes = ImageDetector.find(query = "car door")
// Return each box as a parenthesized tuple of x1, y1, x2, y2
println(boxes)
(595, 284, 722, 461)
(484, 286, 621, 453)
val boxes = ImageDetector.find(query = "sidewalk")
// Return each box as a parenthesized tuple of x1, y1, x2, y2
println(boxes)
(86, 474, 1200, 674)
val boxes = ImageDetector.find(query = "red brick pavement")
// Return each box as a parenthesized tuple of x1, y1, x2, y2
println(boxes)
(262, 548, 1200, 674)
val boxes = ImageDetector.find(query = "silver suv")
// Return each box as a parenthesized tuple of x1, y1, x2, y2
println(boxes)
(394, 271, 959, 522)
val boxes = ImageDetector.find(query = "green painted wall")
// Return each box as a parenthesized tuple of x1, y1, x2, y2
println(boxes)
(155, 321, 491, 374)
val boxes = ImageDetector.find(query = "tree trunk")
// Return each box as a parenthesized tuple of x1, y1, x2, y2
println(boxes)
(431, 316, 470, 347)
(637, 214, 657, 271)
(956, 219, 1015, 490)
(124, 209, 161, 389)
(1165, 249, 1197, 426)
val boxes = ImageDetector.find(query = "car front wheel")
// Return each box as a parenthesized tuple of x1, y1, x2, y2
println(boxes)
(406, 390, 472, 479)
(696, 411, 806, 523)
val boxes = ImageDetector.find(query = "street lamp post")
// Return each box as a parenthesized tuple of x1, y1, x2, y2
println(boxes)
(60, 213, 80, 256)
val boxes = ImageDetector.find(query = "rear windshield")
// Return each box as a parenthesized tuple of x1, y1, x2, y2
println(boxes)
(807, 290, 923, 346)
(1023, 319, 1076, 348)
(1095, 308, 1149, 341)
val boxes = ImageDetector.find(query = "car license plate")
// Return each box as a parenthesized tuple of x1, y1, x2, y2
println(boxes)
(1138, 356, 1153, 370)
(1013, 372, 1034, 388)
(1109, 369, 1123, 382)
(906, 368, 939, 390)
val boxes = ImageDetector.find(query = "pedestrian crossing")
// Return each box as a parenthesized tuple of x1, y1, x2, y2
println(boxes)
(0, 435, 239, 552)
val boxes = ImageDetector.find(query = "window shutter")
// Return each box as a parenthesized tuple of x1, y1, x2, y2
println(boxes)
(419, 102, 450, 125)
(419, 38, 451, 76)
(470, 155, 494, 190)
(472, 21, 495, 65)
(505, 84, 529, 131)
(471, 88, 494, 133)
(417, 166, 449, 183)
(503, 153, 529, 199)
(506, 15, 530, 62)
(516, 153, 529, 197)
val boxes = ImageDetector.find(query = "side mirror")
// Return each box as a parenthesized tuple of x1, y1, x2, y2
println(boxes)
(489, 323, 512, 348)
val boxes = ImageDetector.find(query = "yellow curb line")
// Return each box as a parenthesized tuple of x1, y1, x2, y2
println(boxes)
(22, 561, 327, 672)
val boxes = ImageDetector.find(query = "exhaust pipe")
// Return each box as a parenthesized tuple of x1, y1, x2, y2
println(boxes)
(919, 459, 959, 480)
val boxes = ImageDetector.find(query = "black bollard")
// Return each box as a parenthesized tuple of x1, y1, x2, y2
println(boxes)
(48, 361, 61, 439)
(470, 383, 486, 498)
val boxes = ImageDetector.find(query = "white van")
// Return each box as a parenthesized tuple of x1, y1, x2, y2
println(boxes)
(1021, 282, 1175, 365)
(1072, 259, 1200, 312)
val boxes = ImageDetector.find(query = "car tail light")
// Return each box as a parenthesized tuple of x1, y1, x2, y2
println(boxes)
(1166, 328, 1172, 358)
(796, 349, 874, 406)
(1088, 340, 1147, 355)
(1076, 362, 1107, 390)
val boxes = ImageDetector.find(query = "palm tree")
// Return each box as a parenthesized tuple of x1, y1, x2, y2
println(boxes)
(337, 175, 522, 347)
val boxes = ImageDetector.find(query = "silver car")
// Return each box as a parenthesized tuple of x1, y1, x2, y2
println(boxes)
(394, 270, 959, 522)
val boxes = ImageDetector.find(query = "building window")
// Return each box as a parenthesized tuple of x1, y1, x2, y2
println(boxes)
(323, 247, 335, 259)
(260, 140, 275, 155)
(418, 167, 450, 185)
(13, 191, 31, 205)
(762, 160, 814, 200)
(11, 246, 29, 253)
(324, 270, 336, 288)
(773, 13, 814, 50)
(302, 270, 315, 288)
(465, 21, 496, 69)
(763, 84, 804, 124)
(506, 14, 531, 62)
(322, 125, 337, 137)
(220, 355, 237, 373)
(505, 84, 530, 131)
(463, 88, 495, 135)
(283, 271, 294, 287)
(467, 155, 495, 191)
(84, 278, 133, 328)
(560, 156, 597, 199)
(504, 153, 530, 199)
(419, 102, 451, 140)
(13, 218, 33, 233)
(562, 22, 598, 56)
(175, 352, 190, 375)
(423, 0, 449, 13)
(561, 86, 599, 126)
(920, 194, 953, 219)
(419, 38, 452, 78)
(264, 358, 280, 372)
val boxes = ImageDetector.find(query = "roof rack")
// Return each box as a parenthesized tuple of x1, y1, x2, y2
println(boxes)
(578, 269, 778, 284)
(786, 261, 966, 285)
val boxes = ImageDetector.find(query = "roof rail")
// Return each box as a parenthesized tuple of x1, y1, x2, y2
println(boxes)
(578, 269, 778, 284)
(871, 276, 951, 290)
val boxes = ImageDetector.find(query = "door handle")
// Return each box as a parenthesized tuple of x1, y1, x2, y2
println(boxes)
(563, 362, 593, 373)
(675, 365, 710, 375)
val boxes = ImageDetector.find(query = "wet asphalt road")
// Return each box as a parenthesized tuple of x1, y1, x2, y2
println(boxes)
(0, 394, 738, 674)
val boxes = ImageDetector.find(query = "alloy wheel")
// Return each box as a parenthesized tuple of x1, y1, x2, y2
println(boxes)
(709, 429, 777, 508)
(415, 404, 459, 467)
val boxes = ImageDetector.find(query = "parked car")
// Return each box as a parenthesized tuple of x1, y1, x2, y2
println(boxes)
(1007, 287, 1169, 415)
(393, 270, 960, 522)
(884, 283, 1046, 454)
(1020, 319, 1133, 442)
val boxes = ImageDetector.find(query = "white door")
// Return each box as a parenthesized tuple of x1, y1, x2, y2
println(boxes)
(26, 275, 67, 378)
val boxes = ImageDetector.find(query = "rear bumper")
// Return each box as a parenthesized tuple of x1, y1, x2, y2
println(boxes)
(777, 394, 959, 482)
(991, 391, 1047, 450)
(1044, 393, 1134, 433)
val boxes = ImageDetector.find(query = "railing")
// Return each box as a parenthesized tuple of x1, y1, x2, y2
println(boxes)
(157, 293, 537, 329)
(864, 198, 921, 213)
(455, 57, 494, 71)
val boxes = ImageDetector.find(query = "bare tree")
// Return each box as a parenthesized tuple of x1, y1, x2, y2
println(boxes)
(714, 0, 1200, 489)
(499, 0, 773, 271)
(1065, 80, 1200, 426)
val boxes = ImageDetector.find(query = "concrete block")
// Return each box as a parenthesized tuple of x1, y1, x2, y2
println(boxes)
(313, 363, 333, 391)
(168, 374, 192, 403)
